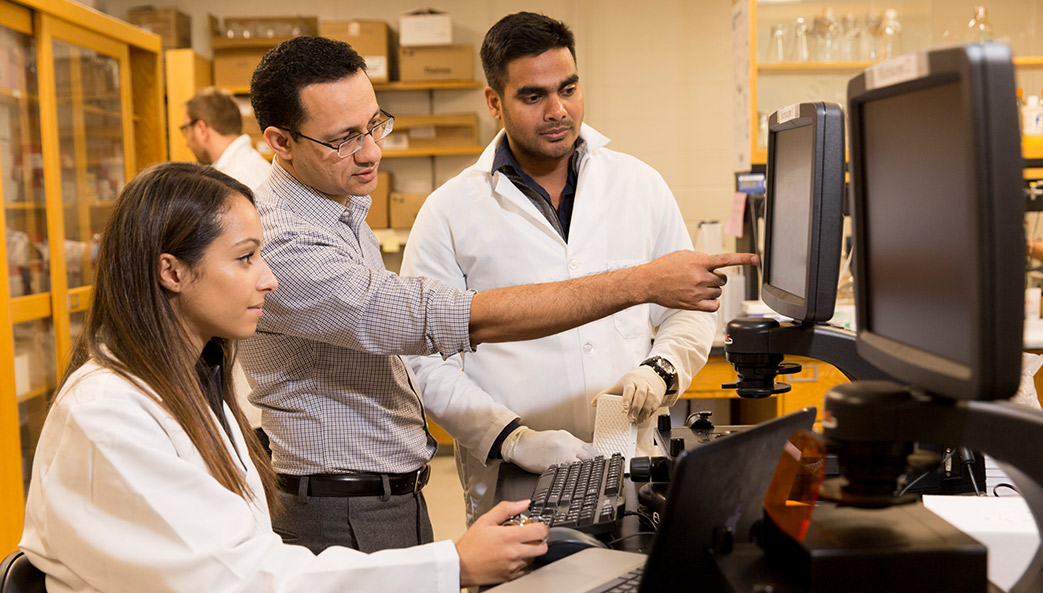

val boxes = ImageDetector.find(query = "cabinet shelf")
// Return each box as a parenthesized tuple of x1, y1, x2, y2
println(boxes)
(383, 146, 483, 158)
(374, 80, 482, 91)
(221, 79, 483, 96)
(0, 88, 37, 102)
(758, 61, 877, 73)
(16, 384, 53, 404)
(4, 201, 46, 210)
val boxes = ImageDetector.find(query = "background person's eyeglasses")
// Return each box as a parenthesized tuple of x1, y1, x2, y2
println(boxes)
(281, 110, 395, 158)
(179, 119, 199, 135)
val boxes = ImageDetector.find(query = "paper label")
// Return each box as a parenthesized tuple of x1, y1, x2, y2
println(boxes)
(364, 56, 387, 79)
(866, 52, 929, 90)
(409, 125, 436, 140)
(777, 103, 799, 124)
(383, 134, 409, 151)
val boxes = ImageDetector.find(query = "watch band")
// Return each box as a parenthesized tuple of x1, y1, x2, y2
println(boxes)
(641, 356, 678, 395)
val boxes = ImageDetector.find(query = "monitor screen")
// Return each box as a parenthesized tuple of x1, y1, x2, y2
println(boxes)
(762, 102, 845, 323)
(848, 44, 1023, 401)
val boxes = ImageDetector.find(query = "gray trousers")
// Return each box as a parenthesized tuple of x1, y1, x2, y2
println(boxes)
(272, 485, 435, 553)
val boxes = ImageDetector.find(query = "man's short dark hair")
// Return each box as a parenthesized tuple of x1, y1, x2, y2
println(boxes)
(185, 87, 243, 136)
(480, 12, 576, 95)
(250, 36, 368, 136)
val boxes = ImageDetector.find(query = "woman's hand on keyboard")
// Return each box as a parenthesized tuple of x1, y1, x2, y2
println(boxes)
(457, 499, 550, 586)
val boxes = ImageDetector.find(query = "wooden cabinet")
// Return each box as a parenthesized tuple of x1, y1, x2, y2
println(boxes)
(738, 0, 1043, 165)
(0, 0, 165, 552)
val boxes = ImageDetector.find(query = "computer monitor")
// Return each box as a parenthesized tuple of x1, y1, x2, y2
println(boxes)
(762, 102, 845, 323)
(847, 43, 1024, 401)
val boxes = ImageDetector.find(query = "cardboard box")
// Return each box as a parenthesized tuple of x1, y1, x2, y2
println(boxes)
(128, 6, 191, 50)
(382, 113, 479, 152)
(367, 172, 392, 229)
(321, 20, 392, 83)
(397, 45, 473, 82)
(399, 8, 452, 46)
(390, 192, 427, 229)
(212, 44, 267, 89)
(210, 16, 318, 88)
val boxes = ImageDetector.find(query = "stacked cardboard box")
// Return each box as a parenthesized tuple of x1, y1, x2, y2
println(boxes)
(321, 20, 392, 83)
(128, 6, 191, 50)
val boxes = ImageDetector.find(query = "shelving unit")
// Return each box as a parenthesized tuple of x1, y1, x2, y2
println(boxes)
(0, 0, 165, 553)
(741, 0, 1043, 166)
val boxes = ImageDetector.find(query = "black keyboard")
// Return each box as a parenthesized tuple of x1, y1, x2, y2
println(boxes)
(527, 453, 625, 535)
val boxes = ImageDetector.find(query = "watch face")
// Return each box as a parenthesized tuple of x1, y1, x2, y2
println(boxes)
(658, 357, 676, 374)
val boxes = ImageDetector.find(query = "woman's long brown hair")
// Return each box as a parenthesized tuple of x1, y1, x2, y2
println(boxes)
(58, 161, 279, 512)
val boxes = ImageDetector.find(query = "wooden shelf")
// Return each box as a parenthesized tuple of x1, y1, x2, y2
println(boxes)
(4, 201, 46, 210)
(758, 61, 877, 72)
(373, 80, 482, 91)
(383, 146, 483, 158)
(223, 79, 484, 95)
(16, 384, 53, 404)
(0, 88, 37, 102)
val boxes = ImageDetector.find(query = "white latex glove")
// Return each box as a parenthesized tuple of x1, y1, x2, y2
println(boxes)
(596, 365, 668, 424)
(500, 426, 599, 474)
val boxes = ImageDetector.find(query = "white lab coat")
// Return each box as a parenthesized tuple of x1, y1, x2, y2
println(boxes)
(20, 361, 460, 593)
(401, 124, 716, 520)
(214, 134, 272, 192)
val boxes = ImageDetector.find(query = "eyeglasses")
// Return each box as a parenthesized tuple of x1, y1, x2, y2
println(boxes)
(281, 110, 395, 158)
(179, 119, 199, 135)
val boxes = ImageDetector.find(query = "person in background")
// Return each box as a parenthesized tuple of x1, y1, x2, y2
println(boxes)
(19, 162, 549, 592)
(182, 86, 271, 190)
(400, 12, 717, 523)
(240, 35, 755, 555)
(181, 85, 272, 437)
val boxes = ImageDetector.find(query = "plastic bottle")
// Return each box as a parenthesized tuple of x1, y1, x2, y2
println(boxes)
(1023, 95, 1043, 145)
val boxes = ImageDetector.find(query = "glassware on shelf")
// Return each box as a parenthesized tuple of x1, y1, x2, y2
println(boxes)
(792, 17, 810, 63)
(863, 11, 882, 61)
(766, 24, 786, 64)
(967, 6, 994, 43)
(814, 9, 841, 62)
(840, 13, 860, 62)
(879, 9, 902, 60)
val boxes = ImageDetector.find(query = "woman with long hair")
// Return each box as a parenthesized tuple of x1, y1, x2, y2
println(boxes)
(19, 162, 546, 592)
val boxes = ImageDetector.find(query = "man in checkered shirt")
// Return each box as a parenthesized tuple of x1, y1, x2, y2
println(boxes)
(239, 36, 757, 555)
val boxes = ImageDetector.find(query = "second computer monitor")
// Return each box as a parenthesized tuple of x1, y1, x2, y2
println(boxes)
(762, 102, 846, 323)
(847, 44, 1023, 401)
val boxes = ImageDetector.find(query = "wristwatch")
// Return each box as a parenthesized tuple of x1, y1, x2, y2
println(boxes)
(641, 356, 678, 395)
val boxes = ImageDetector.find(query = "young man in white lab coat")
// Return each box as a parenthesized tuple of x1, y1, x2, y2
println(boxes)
(401, 12, 718, 522)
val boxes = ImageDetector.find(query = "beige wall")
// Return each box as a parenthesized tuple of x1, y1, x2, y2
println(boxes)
(106, 0, 740, 250)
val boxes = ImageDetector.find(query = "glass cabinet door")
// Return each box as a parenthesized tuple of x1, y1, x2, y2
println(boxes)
(44, 16, 131, 352)
(0, 2, 53, 499)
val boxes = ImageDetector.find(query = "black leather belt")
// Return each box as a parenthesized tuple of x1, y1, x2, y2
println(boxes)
(277, 465, 430, 497)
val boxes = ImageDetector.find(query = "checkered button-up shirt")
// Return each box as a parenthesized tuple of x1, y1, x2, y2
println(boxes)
(239, 161, 474, 475)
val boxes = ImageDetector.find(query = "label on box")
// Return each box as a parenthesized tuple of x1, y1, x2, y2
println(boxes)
(365, 56, 388, 80)
(408, 125, 437, 140)
(383, 134, 409, 151)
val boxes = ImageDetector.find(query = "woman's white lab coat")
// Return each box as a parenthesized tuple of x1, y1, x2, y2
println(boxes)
(20, 361, 460, 593)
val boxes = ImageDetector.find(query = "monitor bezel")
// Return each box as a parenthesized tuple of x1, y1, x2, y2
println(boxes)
(847, 44, 1024, 401)
(762, 102, 846, 323)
